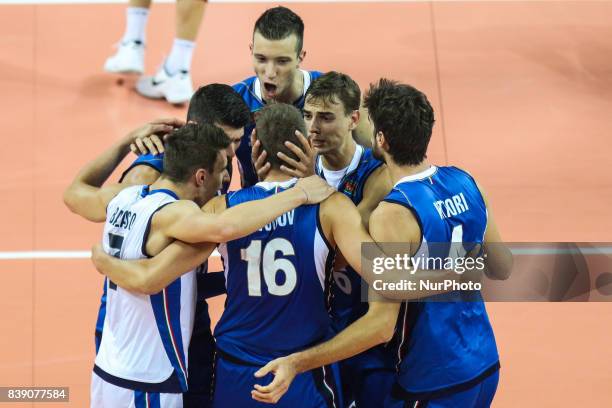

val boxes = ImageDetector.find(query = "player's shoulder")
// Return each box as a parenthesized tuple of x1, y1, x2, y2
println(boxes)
(371, 200, 409, 221)
(201, 194, 227, 214)
(364, 164, 390, 189)
(308, 70, 324, 80)
(108, 184, 145, 204)
(322, 191, 354, 208)
(370, 200, 420, 242)
(156, 199, 199, 217)
(232, 75, 257, 93)
(225, 185, 268, 207)
(438, 165, 481, 186)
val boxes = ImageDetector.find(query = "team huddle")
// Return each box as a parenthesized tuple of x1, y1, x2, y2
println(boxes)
(64, 6, 512, 408)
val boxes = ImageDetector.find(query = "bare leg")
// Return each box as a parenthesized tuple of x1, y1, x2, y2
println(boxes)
(129, 0, 151, 8)
(176, 0, 205, 41)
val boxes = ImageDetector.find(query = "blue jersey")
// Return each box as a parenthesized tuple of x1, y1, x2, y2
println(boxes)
(383, 166, 499, 399)
(233, 70, 323, 187)
(214, 179, 334, 365)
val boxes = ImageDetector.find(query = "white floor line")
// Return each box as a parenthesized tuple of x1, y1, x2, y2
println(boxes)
(0, 249, 221, 260)
(0, 247, 610, 261)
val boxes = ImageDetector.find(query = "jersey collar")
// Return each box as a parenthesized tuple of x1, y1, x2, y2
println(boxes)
(394, 165, 438, 186)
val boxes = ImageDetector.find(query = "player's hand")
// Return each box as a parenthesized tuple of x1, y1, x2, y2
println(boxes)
(251, 129, 271, 181)
(295, 175, 335, 204)
(278, 130, 315, 178)
(251, 356, 298, 404)
(90, 243, 109, 276)
(126, 117, 185, 156)
(461, 244, 485, 283)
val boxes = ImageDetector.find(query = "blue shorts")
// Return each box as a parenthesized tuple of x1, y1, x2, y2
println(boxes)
(340, 365, 395, 408)
(384, 370, 500, 408)
(212, 351, 343, 408)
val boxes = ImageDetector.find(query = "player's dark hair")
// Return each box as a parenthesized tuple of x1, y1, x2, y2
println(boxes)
(187, 84, 251, 129)
(254, 6, 304, 54)
(163, 123, 230, 182)
(255, 103, 306, 170)
(305, 71, 361, 115)
(364, 79, 435, 166)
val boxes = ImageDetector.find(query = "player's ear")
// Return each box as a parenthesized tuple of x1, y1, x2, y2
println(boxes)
(249, 43, 254, 54)
(376, 131, 389, 151)
(298, 50, 306, 64)
(195, 168, 208, 186)
(348, 109, 360, 131)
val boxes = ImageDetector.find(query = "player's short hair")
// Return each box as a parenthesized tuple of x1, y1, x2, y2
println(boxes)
(255, 103, 306, 170)
(163, 123, 230, 182)
(254, 6, 304, 54)
(305, 71, 361, 115)
(364, 79, 435, 166)
(187, 84, 251, 129)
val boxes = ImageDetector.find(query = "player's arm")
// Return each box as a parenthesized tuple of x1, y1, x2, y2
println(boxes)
(63, 118, 180, 222)
(476, 183, 513, 280)
(356, 165, 392, 226)
(91, 196, 225, 295)
(327, 197, 474, 300)
(158, 176, 334, 244)
(91, 240, 216, 295)
(119, 156, 163, 185)
(368, 202, 483, 300)
(251, 291, 399, 404)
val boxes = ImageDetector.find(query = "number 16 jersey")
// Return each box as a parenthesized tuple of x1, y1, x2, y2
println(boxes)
(214, 179, 335, 365)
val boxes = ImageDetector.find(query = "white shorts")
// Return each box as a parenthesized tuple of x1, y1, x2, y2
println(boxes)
(90, 371, 183, 408)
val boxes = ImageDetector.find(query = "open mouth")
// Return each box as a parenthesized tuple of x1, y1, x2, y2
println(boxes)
(263, 82, 277, 96)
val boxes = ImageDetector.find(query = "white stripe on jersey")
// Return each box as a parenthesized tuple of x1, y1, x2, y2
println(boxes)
(313, 229, 330, 290)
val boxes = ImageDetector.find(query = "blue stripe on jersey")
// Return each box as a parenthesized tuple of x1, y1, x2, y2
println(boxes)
(214, 182, 333, 365)
(383, 166, 499, 397)
(134, 390, 161, 408)
(94, 279, 108, 354)
(150, 279, 188, 392)
(233, 71, 323, 187)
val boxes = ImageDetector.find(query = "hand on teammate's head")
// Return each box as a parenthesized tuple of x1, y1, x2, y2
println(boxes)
(251, 129, 271, 181)
(128, 117, 184, 156)
(278, 130, 315, 178)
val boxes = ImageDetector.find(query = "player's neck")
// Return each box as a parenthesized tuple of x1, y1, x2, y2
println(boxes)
(150, 178, 191, 200)
(387, 160, 432, 185)
(321, 139, 356, 171)
(262, 169, 294, 183)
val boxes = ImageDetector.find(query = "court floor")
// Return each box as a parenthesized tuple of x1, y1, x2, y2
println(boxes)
(0, 1, 611, 406)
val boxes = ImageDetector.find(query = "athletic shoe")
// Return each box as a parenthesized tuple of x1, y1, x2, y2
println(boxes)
(135, 64, 193, 104)
(104, 40, 145, 75)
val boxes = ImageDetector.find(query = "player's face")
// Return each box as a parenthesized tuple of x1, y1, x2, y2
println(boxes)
(304, 97, 357, 155)
(216, 123, 243, 158)
(197, 150, 228, 206)
(251, 32, 303, 102)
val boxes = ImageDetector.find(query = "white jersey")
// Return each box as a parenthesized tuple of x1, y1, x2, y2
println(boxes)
(94, 185, 196, 393)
